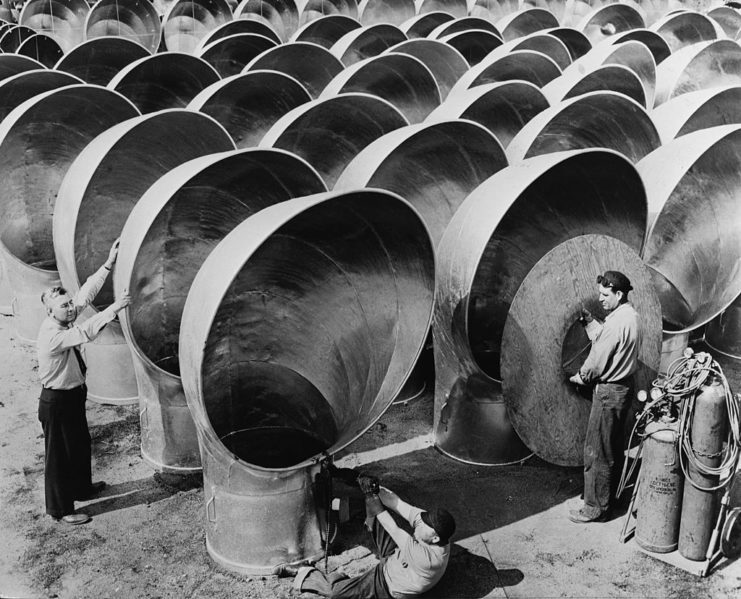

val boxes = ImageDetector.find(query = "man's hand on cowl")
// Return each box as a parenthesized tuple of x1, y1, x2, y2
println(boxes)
(112, 292, 131, 313)
(105, 238, 121, 270)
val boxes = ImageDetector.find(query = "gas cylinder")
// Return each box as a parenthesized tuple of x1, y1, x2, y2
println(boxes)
(635, 421, 684, 553)
(678, 376, 728, 560)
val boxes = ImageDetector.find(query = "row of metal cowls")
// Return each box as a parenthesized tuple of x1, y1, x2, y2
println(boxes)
(0, 0, 739, 575)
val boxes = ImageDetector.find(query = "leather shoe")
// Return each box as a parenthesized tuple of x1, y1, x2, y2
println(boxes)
(272, 564, 301, 578)
(57, 513, 91, 525)
(568, 508, 607, 523)
(76, 481, 106, 500)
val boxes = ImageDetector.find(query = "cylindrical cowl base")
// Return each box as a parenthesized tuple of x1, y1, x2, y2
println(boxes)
(83, 318, 138, 405)
(659, 331, 690, 376)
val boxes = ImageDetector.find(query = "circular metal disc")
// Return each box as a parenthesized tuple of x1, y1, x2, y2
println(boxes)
(501, 234, 662, 466)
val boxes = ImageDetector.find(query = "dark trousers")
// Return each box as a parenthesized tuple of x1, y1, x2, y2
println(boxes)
(301, 518, 394, 599)
(38, 386, 93, 518)
(583, 381, 632, 514)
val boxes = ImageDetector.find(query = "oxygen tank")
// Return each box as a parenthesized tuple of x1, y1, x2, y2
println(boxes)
(679, 376, 728, 560)
(635, 420, 684, 553)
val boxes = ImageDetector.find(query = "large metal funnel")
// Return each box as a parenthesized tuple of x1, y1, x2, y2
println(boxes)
(0, 70, 81, 122)
(85, 0, 162, 53)
(243, 41, 344, 97)
(545, 26, 592, 60)
(162, 0, 233, 52)
(331, 22, 407, 65)
(320, 53, 440, 123)
(114, 149, 325, 472)
(485, 31, 573, 70)
(543, 63, 647, 106)
(707, 6, 741, 39)
(108, 52, 221, 113)
(55, 38, 150, 86)
(0, 85, 138, 343)
(468, 0, 519, 23)
(358, 0, 414, 25)
(386, 38, 468, 100)
(297, 0, 359, 23)
(189, 71, 311, 148)
(651, 85, 741, 141)
(427, 80, 549, 149)
(260, 92, 407, 187)
(654, 39, 741, 105)
(202, 18, 282, 45)
(290, 14, 361, 47)
(437, 28, 504, 66)
(19, 0, 89, 52)
(197, 33, 278, 77)
(235, 0, 299, 41)
(400, 11, 454, 39)
(651, 10, 717, 52)
(496, 7, 559, 41)
(449, 49, 562, 95)
(577, 3, 645, 45)
(0, 54, 45, 81)
(415, 0, 465, 17)
(433, 149, 647, 465)
(637, 125, 741, 333)
(602, 28, 671, 66)
(335, 120, 507, 246)
(17, 34, 64, 68)
(53, 110, 234, 403)
(706, 293, 741, 358)
(501, 234, 662, 466)
(507, 91, 660, 163)
(179, 188, 435, 572)
(427, 16, 502, 40)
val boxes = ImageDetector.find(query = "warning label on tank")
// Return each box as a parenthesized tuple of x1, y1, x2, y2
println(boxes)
(647, 477, 678, 495)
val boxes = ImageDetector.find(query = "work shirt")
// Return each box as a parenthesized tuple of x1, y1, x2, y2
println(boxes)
(37, 266, 117, 390)
(383, 505, 450, 599)
(579, 302, 640, 385)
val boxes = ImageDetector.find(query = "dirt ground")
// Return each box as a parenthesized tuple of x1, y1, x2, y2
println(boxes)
(1, 311, 740, 599)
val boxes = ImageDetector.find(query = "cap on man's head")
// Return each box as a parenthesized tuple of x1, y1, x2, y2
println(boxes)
(421, 508, 455, 544)
(597, 271, 633, 294)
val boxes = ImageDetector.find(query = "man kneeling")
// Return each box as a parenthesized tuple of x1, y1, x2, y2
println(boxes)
(279, 476, 454, 599)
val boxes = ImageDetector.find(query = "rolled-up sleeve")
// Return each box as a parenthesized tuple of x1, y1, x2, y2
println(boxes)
(74, 265, 110, 312)
(579, 323, 619, 384)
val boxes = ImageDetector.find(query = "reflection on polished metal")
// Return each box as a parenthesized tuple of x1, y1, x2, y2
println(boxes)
(114, 148, 326, 472)
(335, 120, 507, 246)
(243, 41, 344, 97)
(496, 7, 559, 42)
(433, 149, 647, 465)
(290, 14, 361, 47)
(358, 0, 414, 26)
(386, 39, 468, 99)
(637, 125, 741, 333)
(0, 85, 138, 344)
(201, 17, 282, 45)
(0, 70, 81, 122)
(85, 0, 162, 53)
(320, 53, 440, 123)
(708, 6, 741, 39)
(260, 92, 407, 187)
(501, 235, 662, 466)
(331, 22, 407, 65)
(706, 293, 741, 358)
(415, 0, 464, 17)
(605, 28, 671, 66)
(56, 38, 150, 86)
(565, 40, 657, 110)
(577, 3, 645, 45)
(108, 52, 221, 113)
(651, 10, 717, 52)
(17, 34, 63, 68)
(449, 49, 561, 95)
(508, 91, 660, 163)
(543, 63, 646, 107)
(162, 0, 233, 52)
(654, 40, 741, 106)
(485, 31, 572, 71)
(0, 26, 36, 52)
(297, 0, 359, 24)
(197, 33, 278, 77)
(53, 110, 234, 403)
(438, 29, 504, 66)
(0, 54, 43, 82)
(545, 26, 592, 60)
(427, 16, 502, 40)
(399, 11, 453, 39)
(179, 188, 434, 572)
(189, 70, 311, 148)
(427, 80, 549, 148)
(651, 86, 741, 142)
(235, 0, 299, 41)
(19, 0, 89, 52)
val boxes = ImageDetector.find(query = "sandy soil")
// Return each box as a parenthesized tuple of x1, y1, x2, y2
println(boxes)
(1, 312, 740, 599)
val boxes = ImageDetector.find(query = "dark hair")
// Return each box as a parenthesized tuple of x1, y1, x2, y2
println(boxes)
(597, 271, 632, 302)
(421, 508, 456, 545)
(41, 286, 68, 307)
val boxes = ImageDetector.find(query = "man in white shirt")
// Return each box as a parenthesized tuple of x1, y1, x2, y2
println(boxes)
(277, 476, 455, 598)
(37, 239, 130, 525)
(569, 270, 641, 523)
